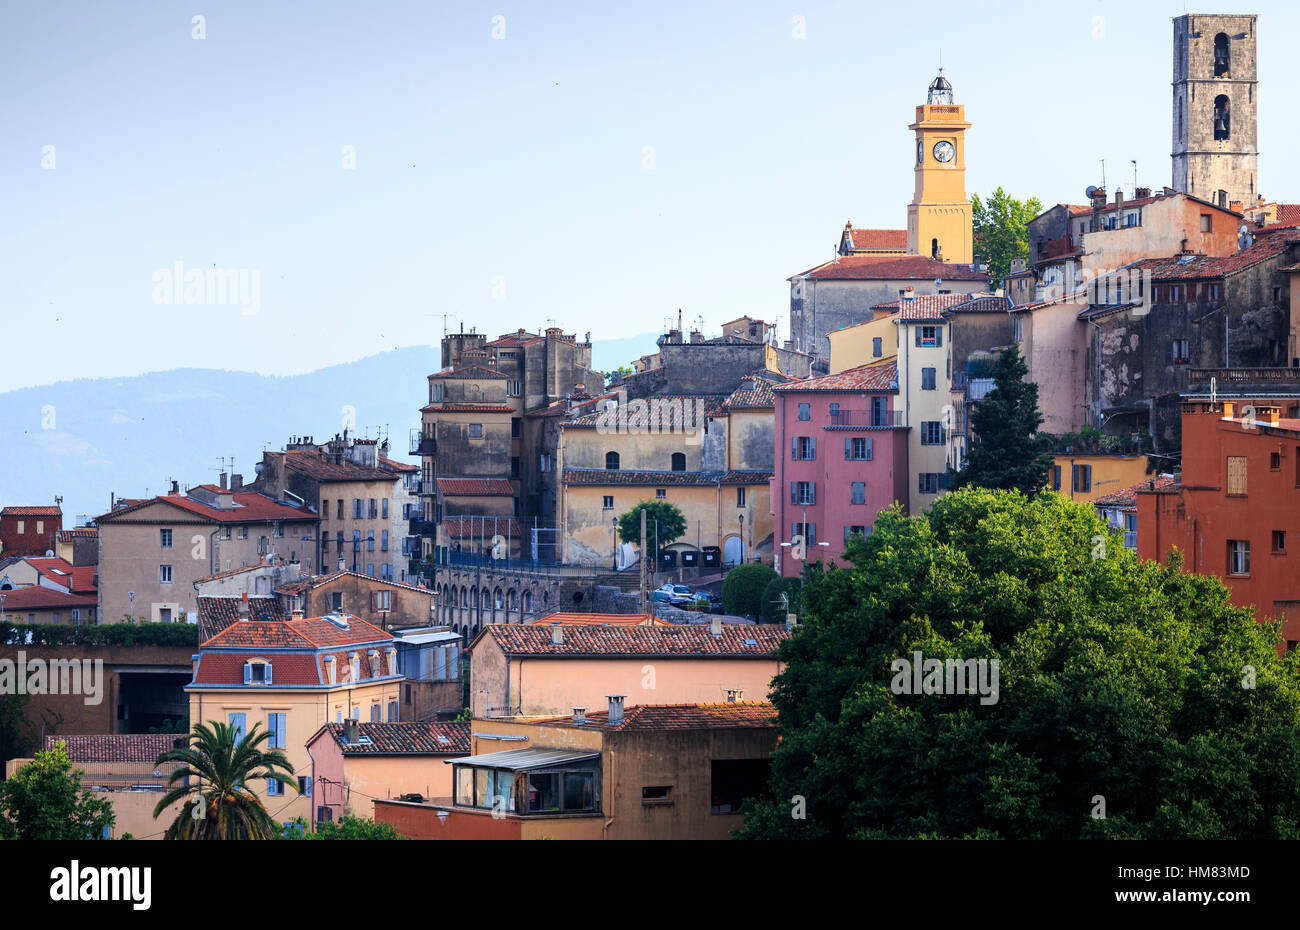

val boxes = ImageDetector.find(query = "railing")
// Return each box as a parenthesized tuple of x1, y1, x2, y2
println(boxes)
(409, 428, 437, 456)
(829, 410, 904, 427)
(1188, 368, 1300, 386)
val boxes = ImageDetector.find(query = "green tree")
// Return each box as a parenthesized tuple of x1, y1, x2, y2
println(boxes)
(736, 488, 1300, 840)
(721, 563, 778, 617)
(282, 815, 407, 840)
(759, 576, 803, 626)
(0, 741, 115, 840)
(956, 343, 1053, 495)
(971, 187, 1042, 285)
(617, 500, 687, 562)
(153, 720, 297, 840)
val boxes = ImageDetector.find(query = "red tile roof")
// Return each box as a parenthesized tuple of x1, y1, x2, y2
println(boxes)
(1130, 231, 1300, 281)
(0, 586, 97, 610)
(485, 332, 543, 348)
(196, 595, 287, 641)
(1093, 474, 1175, 509)
(98, 490, 317, 525)
(317, 721, 470, 755)
(842, 227, 908, 251)
(379, 456, 419, 473)
(529, 613, 669, 627)
(436, 478, 515, 497)
(478, 624, 789, 657)
(278, 450, 401, 483)
(869, 292, 983, 314)
(199, 613, 392, 650)
(1, 506, 62, 517)
(795, 255, 988, 282)
(56, 527, 98, 539)
(562, 395, 725, 429)
(47, 734, 182, 764)
(774, 361, 899, 393)
(721, 375, 778, 410)
(538, 701, 777, 731)
(419, 404, 516, 414)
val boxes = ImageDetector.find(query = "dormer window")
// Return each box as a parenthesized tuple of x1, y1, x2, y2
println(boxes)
(243, 660, 273, 685)
(324, 656, 337, 684)
(369, 650, 380, 678)
(350, 653, 361, 681)
(386, 647, 398, 675)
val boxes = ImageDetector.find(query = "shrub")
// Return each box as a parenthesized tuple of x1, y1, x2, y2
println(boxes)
(721, 564, 778, 617)
(0, 622, 199, 648)
(759, 576, 803, 626)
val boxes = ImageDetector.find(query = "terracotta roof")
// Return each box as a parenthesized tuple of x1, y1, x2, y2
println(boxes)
(317, 721, 470, 755)
(196, 596, 288, 640)
(537, 701, 777, 731)
(379, 456, 419, 473)
(98, 490, 317, 525)
(0, 586, 96, 610)
(485, 332, 543, 348)
(1276, 205, 1300, 226)
(478, 624, 789, 657)
(869, 292, 982, 314)
(1130, 231, 1300, 281)
(773, 361, 899, 393)
(22, 557, 96, 594)
(563, 469, 729, 487)
(1063, 204, 1092, 216)
(561, 395, 725, 429)
(795, 255, 988, 282)
(1, 506, 61, 517)
(1093, 474, 1175, 509)
(278, 450, 400, 483)
(842, 227, 908, 252)
(47, 734, 182, 764)
(721, 376, 778, 410)
(199, 613, 391, 650)
(529, 613, 669, 627)
(56, 527, 98, 539)
(419, 404, 516, 414)
(436, 478, 515, 497)
(273, 569, 434, 597)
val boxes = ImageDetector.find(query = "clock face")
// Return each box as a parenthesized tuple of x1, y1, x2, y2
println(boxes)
(933, 140, 955, 163)
(917, 140, 923, 164)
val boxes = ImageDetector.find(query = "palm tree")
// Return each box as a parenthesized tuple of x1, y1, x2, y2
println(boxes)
(153, 720, 298, 840)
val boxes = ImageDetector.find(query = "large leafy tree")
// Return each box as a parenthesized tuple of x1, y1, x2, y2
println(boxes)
(956, 344, 1053, 494)
(737, 488, 1300, 840)
(153, 721, 297, 840)
(0, 741, 116, 840)
(617, 500, 687, 561)
(972, 187, 1042, 284)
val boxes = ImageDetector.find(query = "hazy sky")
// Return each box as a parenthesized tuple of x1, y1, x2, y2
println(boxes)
(2, 0, 1294, 393)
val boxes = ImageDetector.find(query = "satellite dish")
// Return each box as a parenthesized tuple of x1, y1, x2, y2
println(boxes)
(935, 279, 943, 288)
(1086, 186, 1099, 198)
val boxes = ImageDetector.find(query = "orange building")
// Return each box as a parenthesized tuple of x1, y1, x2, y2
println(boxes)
(467, 620, 789, 717)
(1137, 404, 1300, 649)
(373, 700, 778, 840)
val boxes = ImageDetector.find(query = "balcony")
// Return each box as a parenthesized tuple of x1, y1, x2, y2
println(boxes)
(410, 428, 437, 456)
(409, 519, 437, 537)
(1188, 368, 1300, 388)
(828, 409, 904, 428)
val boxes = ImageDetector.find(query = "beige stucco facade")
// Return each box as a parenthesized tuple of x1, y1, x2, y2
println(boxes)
(1015, 299, 1090, 435)
(827, 313, 899, 373)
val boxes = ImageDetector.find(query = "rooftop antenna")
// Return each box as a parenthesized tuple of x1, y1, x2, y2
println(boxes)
(1132, 159, 1138, 195)
(1101, 159, 1106, 190)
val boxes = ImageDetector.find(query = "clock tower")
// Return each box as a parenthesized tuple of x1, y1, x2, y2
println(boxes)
(907, 72, 973, 265)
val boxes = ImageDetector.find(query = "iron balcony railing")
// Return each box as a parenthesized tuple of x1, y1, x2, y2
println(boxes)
(829, 409, 905, 427)
(409, 428, 437, 456)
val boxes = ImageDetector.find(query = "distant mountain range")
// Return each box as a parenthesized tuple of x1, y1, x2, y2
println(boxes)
(0, 334, 661, 526)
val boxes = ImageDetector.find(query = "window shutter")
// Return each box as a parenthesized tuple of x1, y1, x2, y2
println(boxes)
(809, 437, 816, 459)
(845, 437, 851, 459)
(915, 328, 922, 347)
(809, 523, 816, 545)
(940, 425, 947, 444)
(243, 662, 251, 685)
(936, 327, 943, 347)
(865, 437, 873, 460)
(791, 437, 798, 460)
(265, 662, 273, 686)
(790, 483, 797, 505)
(809, 484, 816, 505)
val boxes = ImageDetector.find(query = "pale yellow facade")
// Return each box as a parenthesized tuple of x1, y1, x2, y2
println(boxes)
(907, 100, 973, 265)
(316, 477, 402, 576)
(896, 318, 955, 514)
(1050, 454, 1150, 504)
(827, 314, 900, 373)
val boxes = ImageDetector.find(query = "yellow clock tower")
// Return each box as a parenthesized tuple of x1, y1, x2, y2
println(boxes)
(907, 72, 973, 265)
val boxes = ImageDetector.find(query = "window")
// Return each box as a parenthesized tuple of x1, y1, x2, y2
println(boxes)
(710, 759, 770, 814)
(374, 590, 392, 611)
(850, 482, 866, 505)
(366, 563, 375, 577)
(603, 495, 614, 509)
(1273, 530, 1287, 554)
(642, 786, 672, 803)
(224, 527, 232, 539)
(737, 487, 746, 507)
(1171, 338, 1190, 364)
(238, 526, 248, 539)
(245, 661, 272, 685)
(1072, 464, 1092, 493)
(14, 521, 22, 534)
(381, 530, 389, 552)
(1123, 513, 1137, 550)
(367, 531, 375, 552)
(916, 326, 941, 348)
(605, 451, 620, 470)
(227, 713, 246, 742)
(508, 380, 521, 397)
(792, 436, 816, 460)
(1214, 94, 1230, 141)
(267, 713, 286, 749)
(468, 423, 484, 439)
(353, 499, 362, 519)
(791, 522, 817, 545)
(266, 778, 284, 797)
(1214, 32, 1230, 76)
(160, 529, 173, 548)
(797, 403, 811, 421)
(828, 402, 840, 417)
(159, 564, 172, 584)
(337, 499, 343, 520)
(563, 772, 595, 811)
(511, 456, 520, 478)
(921, 368, 936, 390)
(540, 453, 551, 472)
(918, 473, 940, 495)
(1050, 465, 1061, 491)
(370, 704, 381, 722)
(511, 417, 522, 438)
(1228, 539, 1250, 576)
(382, 498, 389, 519)
(671, 452, 686, 471)
(1271, 451, 1282, 471)
(1013, 316, 1023, 341)
(871, 397, 889, 427)
(1227, 455, 1247, 496)
(872, 337, 883, 358)
(921, 421, 946, 446)
(367, 498, 377, 518)
(299, 776, 312, 797)
(655, 488, 666, 499)
(844, 525, 868, 543)
(792, 482, 816, 506)
(1273, 286, 1283, 304)
(1200, 214, 1212, 233)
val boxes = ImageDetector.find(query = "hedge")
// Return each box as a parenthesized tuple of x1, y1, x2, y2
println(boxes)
(0, 622, 200, 648)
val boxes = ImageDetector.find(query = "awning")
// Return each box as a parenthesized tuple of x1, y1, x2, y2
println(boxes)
(445, 748, 600, 769)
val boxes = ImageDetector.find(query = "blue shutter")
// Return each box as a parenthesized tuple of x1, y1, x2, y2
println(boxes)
(915, 327, 922, 347)
(809, 437, 816, 459)
(791, 437, 797, 460)
(243, 662, 251, 685)
(865, 437, 873, 460)
(265, 662, 273, 685)
(844, 437, 851, 459)
(790, 483, 797, 505)
(936, 327, 943, 347)
(809, 483, 816, 505)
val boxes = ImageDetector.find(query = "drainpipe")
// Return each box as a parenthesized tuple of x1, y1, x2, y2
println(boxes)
(601, 745, 616, 840)
(1225, 314, 1230, 368)
(1089, 318, 1103, 428)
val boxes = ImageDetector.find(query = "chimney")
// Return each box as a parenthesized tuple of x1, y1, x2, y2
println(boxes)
(219, 472, 228, 490)
(291, 608, 304, 621)
(231, 474, 243, 491)
(1091, 188, 1107, 210)
(572, 707, 586, 725)
(606, 695, 626, 726)
(343, 718, 358, 744)
(550, 622, 563, 645)
(710, 615, 723, 637)
(239, 593, 250, 622)
(690, 331, 704, 344)
(724, 689, 744, 703)
(1135, 186, 1151, 200)
(170, 480, 180, 495)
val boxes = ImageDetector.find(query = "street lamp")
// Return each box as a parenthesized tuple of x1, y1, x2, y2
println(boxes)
(738, 513, 745, 565)
(611, 516, 619, 571)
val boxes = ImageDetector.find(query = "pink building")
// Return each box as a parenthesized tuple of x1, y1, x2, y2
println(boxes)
(772, 363, 910, 577)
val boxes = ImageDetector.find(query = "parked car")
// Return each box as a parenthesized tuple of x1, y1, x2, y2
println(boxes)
(653, 584, 695, 606)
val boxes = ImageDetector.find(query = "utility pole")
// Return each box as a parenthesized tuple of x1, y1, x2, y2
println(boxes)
(639, 508, 648, 614)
